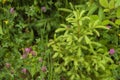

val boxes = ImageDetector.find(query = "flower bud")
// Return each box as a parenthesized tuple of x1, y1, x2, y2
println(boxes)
(109, 48, 115, 55)
(31, 51, 37, 56)
(41, 66, 47, 72)
(10, 8, 14, 14)
(21, 54, 27, 59)
(5, 63, 11, 68)
(24, 47, 32, 53)
(106, 25, 111, 29)
(21, 68, 27, 74)
(41, 6, 46, 12)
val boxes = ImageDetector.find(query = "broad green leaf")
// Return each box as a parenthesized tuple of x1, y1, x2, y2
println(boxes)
(80, 10, 85, 18)
(109, 21, 119, 28)
(98, 7, 105, 21)
(93, 20, 100, 27)
(95, 26, 107, 29)
(116, 8, 120, 18)
(87, 3, 98, 16)
(30, 66, 37, 77)
(52, 52, 59, 58)
(91, 42, 102, 47)
(109, 0, 115, 9)
(78, 36, 83, 42)
(67, 35, 72, 45)
(0, 25, 3, 35)
(90, 15, 99, 21)
(60, 24, 67, 28)
(86, 66, 90, 73)
(55, 28, 66, 33)
(47, 22, 51, 31)
(95, 64, 98, 71)
(81, 45, 88, 50)
(64, 57, 71, 66)
(69, 2, 74, 10)
(99, 0, 109, 8)
(55, 67, 61, 73)
(84, 36, 90, 44)
(74, 61, 78, 70)
(115, 19, 120, 25)
(67, 71, 72, 76)
(93, 29, 100, 36)
(77, 48, 81, 56)
(97, 48, 105, 52)
(58, 8, 72, 12)
(103, 9, 110, 12)
(102, 20, 118, 28)
(73, 35, 78, 40)
(70, 75, 75, 80)
(115, 0, 120, 8)
(99, 63, 105, 70)
(102, 19, 110, 25)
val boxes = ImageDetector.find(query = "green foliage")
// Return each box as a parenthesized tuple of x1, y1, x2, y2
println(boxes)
(0, 0, 120, 80)
(48, 6, 118, 79)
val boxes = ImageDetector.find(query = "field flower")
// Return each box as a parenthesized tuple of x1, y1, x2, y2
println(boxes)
(21, 54, 27, 59)
(41, 6, 46, 12)
(106, 25, 111, 29)
(25, 47, 32, 53)
(41, 66, 47, 72)
(109, 48, 115, 55)
(5, 63, 11, 68)
(31, 51, 37, 56)
(21, 68, 27, 74)
(10, 8, 14, 14)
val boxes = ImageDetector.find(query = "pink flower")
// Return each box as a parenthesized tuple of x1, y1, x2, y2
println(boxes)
(21, 68, 27, 74)
(41, 66, 47, 72)
(109, 48, 115, 55)
(106, 25, 111, 29)
(24, 47, 32, 53)
(5, 63, 11, 68)
(21, 54, 27, 59)
(31, 51, 37, 56)
(10, 8, 14, 14)
(41, 6, 46, 12)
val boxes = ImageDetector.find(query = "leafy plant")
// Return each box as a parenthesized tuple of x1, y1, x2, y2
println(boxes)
(48, 6, 117, 80)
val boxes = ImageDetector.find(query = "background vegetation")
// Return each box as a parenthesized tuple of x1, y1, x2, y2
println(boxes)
(0, 0, 120, 80)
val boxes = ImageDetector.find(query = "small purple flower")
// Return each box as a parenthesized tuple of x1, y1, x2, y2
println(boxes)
(106, 25, 111, 29)
(109, 48, 115, 55)
(41, 6, 46, 12)
(41, 66, 47, 72)
(10, 8, 14, 14)
(21, 68, 27, 74)
(24, 47, 32, 53)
